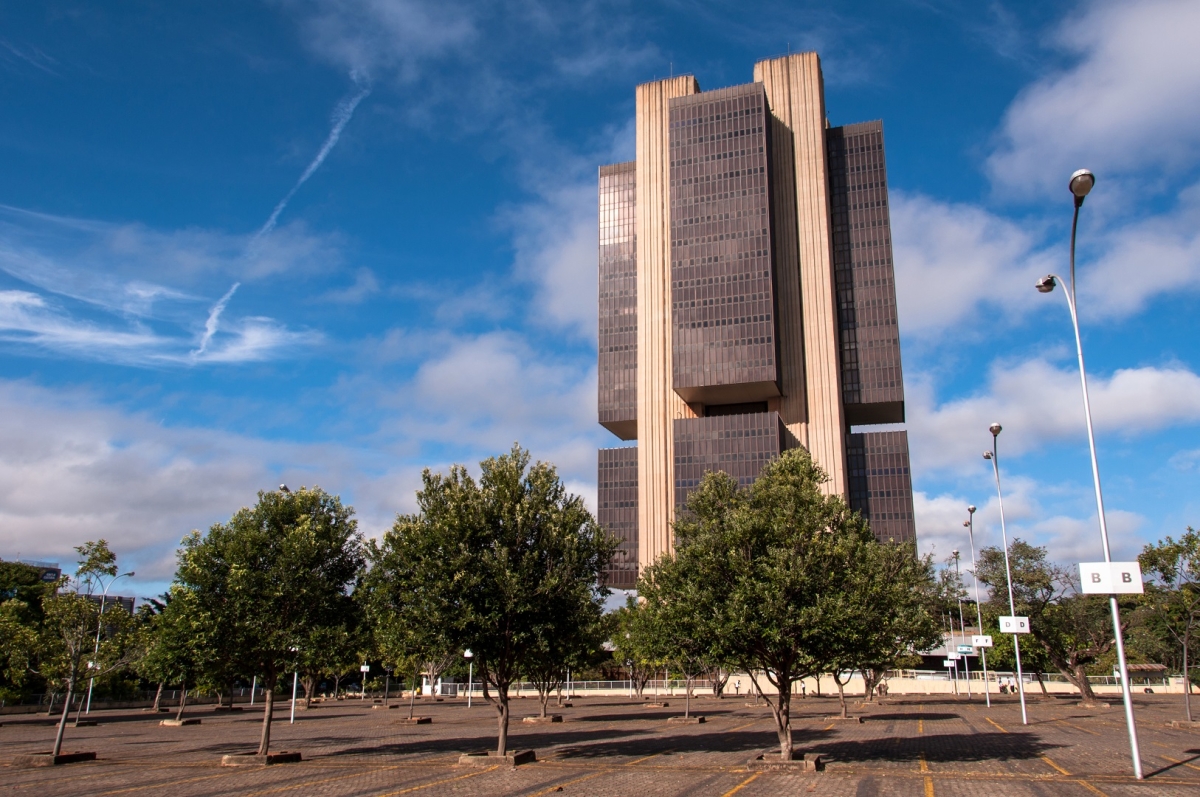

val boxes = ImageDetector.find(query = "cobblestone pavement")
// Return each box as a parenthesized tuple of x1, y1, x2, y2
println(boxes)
(3, 694, 1199, 795)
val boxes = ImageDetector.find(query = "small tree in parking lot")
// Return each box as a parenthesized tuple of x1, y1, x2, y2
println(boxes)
(176, 486, 365, 756)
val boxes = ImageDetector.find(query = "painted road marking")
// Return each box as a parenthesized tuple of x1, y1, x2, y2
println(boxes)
(721, 772, 760, 797)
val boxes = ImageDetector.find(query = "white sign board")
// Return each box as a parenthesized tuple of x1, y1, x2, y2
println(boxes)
(942, 660, 954, 668)
(947, 651, 960, 660)
(972, 635, 994, 648)
(360, 664, 370, 672)
(999, 615, 1030, 634)
(1079, 562, 1144, 595)
(957, 644, 975, 655)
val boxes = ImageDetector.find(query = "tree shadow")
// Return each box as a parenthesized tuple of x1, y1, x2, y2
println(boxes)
(575, 710, 738, 723)
(806, 732, 1062, 764)
(320, 727, 657, 759)
(552, 727, 829, 759)
(860, 713, 961, 722)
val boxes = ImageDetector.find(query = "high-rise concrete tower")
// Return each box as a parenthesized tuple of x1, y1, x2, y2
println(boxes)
(598, 54, 916, 589)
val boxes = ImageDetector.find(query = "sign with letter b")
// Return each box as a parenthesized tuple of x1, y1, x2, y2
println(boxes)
(1079, 562, 1144, 595)
(999, 616, 1030, 634)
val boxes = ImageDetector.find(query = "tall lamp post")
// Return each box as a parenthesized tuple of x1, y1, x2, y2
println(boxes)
(952, 550, 972, 699)
(964, 506, 991, 708)
(85, 570, 135, 714)
(464, 649, 474, 708)
(1035, 168, 1143, 779)
(983, 423, 1028, 725)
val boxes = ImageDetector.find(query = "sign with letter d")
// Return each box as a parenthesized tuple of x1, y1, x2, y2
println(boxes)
(1079, 562, 1144, 595)
(999, 615, 1030, 634)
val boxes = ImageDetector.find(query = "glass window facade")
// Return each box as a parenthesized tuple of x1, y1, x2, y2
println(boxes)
(827, 121, 905, 426)
(667, 83, 780, 406)
(597, 445, 639, 588)
(847, 430, 916, 543)
(598, 162, 638, 439)
(673, 411, 798, 509)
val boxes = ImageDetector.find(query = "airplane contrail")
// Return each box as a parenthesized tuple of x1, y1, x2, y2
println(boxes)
(192, 282, 240, 357)
(252, 76, 371, 245)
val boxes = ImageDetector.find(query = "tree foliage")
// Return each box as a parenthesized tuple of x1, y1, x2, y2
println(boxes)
(1139, 528, 1200, 720)
(175, 486, 364, 755)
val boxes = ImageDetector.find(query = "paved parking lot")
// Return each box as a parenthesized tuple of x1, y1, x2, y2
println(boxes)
(4, 693, 1199, 795)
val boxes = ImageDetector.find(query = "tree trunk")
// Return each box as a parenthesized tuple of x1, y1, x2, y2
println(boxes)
(684, 676, 691, 719)
(1184, 630, 1192, 723)
(257, 678, 275, 755)
(495, 686, 510, 757)
(408, 668, 418, 720)
(334, 675, 340, 700)
(835, 674, 848, 718)
(767, 679, 792, 760)
(1073, 664, 1098, 702)
(539, 685, 550, 718)
(303, 675, 316, 709)
(1035, 671, 1049, 697)
(152, 682, 164, 712)
(175, 680, 188, 721)
(52, 679, 74, 757)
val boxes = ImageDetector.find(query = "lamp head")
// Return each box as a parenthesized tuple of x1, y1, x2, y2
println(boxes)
(989, 422, 1002, 437)
(963, 520, 970, 527)
(123, 571, 135, 578)
(1036, 275, 1057, 294)
(1069, 169, 1095, 199)
(279, 484, 290, 494)
(968, 505, 976, 514)
(952, 549, 960, 558)
(464, 649, 473, 659)
(983, 451, 993, 460)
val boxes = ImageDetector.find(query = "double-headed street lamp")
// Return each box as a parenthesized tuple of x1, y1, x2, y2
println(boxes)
(963, 506, 991, 708)
(1035, 169, 1143, 779)
(85, 569, 135, 714)
(983, 423, 1028, 725)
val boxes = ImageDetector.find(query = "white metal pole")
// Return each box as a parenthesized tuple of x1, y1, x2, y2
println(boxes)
(1062, 201, 1143, 779)
(250, 675, 257, 706)
(988, 431, 1028, 724)
(966, 511, 991, 708)
(467, 662, 473, 708)
(290, 670, 298, 724)
(954, 554, 972, 699)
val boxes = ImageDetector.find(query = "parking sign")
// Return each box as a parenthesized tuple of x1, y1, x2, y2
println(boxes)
(999, 616, 1030, 634)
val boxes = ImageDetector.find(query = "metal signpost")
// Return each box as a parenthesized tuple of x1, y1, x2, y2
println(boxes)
(464, 649, 474, 708)
(1035, 169, 1144, 779)
(985, 424, 1029, 725)
(964, 506, 992, 707)
(360, 663, 370, 700)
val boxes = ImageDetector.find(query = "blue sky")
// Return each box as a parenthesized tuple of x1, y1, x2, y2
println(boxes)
(1, 0, 1198, 598)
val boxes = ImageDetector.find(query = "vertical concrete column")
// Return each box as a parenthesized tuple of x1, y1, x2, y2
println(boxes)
(635, 75, 699, 571)
(753, 53, 847, 497)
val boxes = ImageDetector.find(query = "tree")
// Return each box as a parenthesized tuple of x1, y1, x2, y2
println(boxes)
(612, 598, 656, 699)
(524, 594, 607, 718)
(1139, 528, 1200, 721)
(136, 587, 208, 720)
(841, 543, 942, 709)
(175, 486, 365, 756)
(34, 592, 136, 756)
(377, 445, 614, 756)
(660, 448, 882, 760)
(297, 623, 359, 708)
(0, 599, 37, 704)
(976, 539, 1118, 703)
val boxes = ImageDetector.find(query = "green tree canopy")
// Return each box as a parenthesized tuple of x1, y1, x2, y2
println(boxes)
(175, 486, 365, 755)
(1139, 527, 1200, 721)
(370, 444, 614, 756)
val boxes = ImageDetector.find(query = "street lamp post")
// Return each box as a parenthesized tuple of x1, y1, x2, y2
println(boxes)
(983, 423, 1029, 725)
(85, 570, 135, 714)
(964, 506, 991, 708)
(290, 646, 300, 725)
(1035, 168, 1143, 779)
(464, 649, 474, 708)
(953, 550, 972, 699)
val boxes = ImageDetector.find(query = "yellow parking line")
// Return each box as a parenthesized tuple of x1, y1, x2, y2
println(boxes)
(919, 752, 929, 773)
(372, 766, 497, 796)
(95, 772, 243, 796)
(1073, 779, 1108, 796)
(923, 775, 934, 797)
(721, 772, 760, 797)
(985, 717, 1008, 733)
(625, 749, 672, 766)
(1160, 754, 1200, 773)
(1040, 755, 1070, 776)
(242, 765, 402, 797)
(729, 720, 762, 732)
(918, 718, 924, 734)
(527, 772, 604, 796)
(1060, 720, 1099, 736)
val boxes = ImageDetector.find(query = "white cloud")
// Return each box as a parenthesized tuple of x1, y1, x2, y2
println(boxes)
(278, 0, 476, 81)
(907, 358, 1200, 474)
(324, 268, 380, 304)
(891, 191, 1054, 337)
(987, 0, 1200, 197)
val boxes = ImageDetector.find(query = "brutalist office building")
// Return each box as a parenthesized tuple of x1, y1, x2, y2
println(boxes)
(598, 53, 917, 589)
